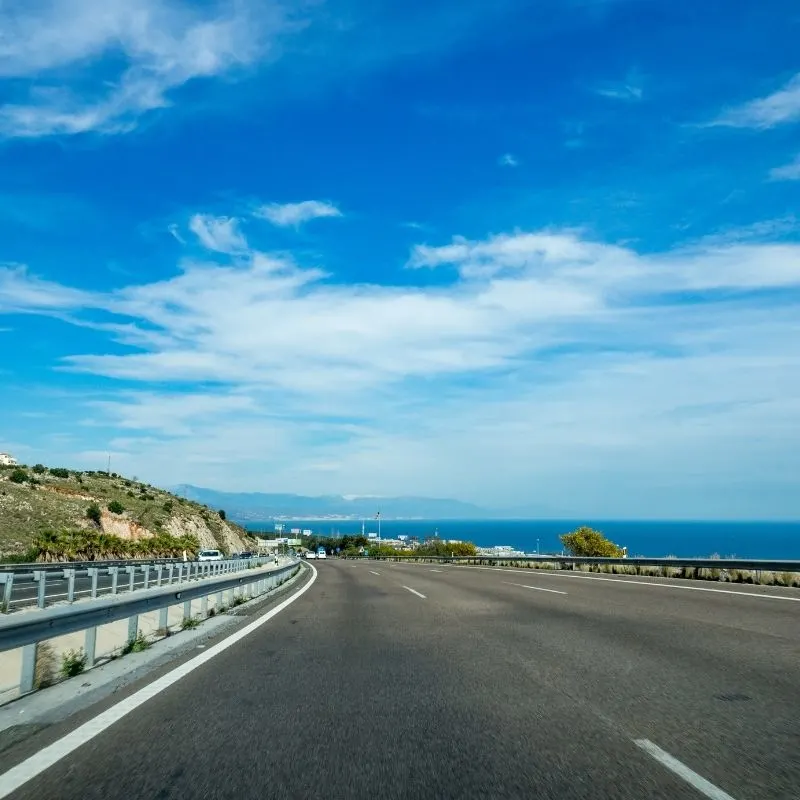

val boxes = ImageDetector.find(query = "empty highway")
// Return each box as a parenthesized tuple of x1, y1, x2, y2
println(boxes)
(0, 559, 798, 799)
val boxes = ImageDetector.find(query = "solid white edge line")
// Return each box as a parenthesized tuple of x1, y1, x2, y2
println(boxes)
(463, 566, 800, 601)
(504, 582, 567, 595)
(0, 562, 318, 799)
(402, 586, 426, 599)
(635, 739, 737, 800)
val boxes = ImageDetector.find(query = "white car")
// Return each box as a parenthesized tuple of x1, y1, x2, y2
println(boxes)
(316, 549, 327, 559)
(197, 549, 223, 562)
(306, 551, 316, 559)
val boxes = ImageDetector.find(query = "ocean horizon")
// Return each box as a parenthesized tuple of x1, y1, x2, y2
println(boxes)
(242, 519, 800, 560)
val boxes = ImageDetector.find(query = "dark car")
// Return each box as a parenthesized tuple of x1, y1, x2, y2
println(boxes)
(239, 551, 254, 559)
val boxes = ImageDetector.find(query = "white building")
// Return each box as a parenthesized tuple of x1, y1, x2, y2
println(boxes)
(0, 453, 17, 466)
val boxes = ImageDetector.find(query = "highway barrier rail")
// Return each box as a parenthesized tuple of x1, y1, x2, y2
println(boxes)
(361, 554, 800, 582)
(0, 556, 280, 613)
(0, 558, 302, 699)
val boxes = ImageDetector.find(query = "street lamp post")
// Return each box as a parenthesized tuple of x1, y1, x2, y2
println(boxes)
(537, 538, 540, 556)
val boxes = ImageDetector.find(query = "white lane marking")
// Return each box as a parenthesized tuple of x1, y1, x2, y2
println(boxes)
(635, 739, 737, 800)
(369, 570, 381, 576)
(504, 581, 568, 596)
(402, 586, 426, 599)
(464, 566, 800, 602)
(429, 569, 443, 573)
(0, 563, 317, 799)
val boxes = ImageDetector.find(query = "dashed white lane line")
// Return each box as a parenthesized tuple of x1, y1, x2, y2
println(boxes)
(0, 563, 318, 800)
(369, 570, 381, 576)
(429, 569, 443, 573)
(504, 581, 568, 596)
(635, 740, 737, 800)
(402, 586, 426, 599)
(465, 566, 800, 602)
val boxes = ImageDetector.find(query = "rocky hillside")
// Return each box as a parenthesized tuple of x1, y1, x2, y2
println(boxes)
(0, 463, 257, 559)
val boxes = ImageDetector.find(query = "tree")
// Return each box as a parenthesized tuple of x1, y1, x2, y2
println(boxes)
(32, 464, 46, 474)
(108, 500, 125, 515)
(218, 509, 226, 520)
(559, 526, 623, 557)
(8, 468, 27, 484)
(86, 503, 102, 526)
(163, 500, 174, 514)
(49, 467, 70, 479)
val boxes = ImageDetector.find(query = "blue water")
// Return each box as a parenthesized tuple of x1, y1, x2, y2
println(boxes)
(244, 519, 800, 560)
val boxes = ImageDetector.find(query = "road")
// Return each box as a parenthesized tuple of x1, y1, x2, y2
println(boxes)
(0, 559, 798, 799)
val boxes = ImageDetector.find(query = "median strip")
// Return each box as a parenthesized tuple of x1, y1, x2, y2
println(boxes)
(402, 586, 426, 599)
(504, 582, 567, 596)
(635, 739, 737, 800)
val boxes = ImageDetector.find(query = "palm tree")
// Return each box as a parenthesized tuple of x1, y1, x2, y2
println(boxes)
(33, 530, 62, 562)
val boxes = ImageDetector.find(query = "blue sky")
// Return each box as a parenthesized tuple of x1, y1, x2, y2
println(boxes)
(0, 0, 799, 518)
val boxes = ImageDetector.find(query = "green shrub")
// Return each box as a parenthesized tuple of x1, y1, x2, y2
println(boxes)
(122, 631, 151, 654)
(31, 464, 47, 474)
(560, 526, 623, 557)
(61, 648, 88, 678)
(108, 500, 125, 514)
(218, 509, 226, 520)
(86, 503, 102, 525)
(181, 616, 201, 630)
(163, 500, 174, 514)
(8, 468, 28, 484)
(35, 642, 56, 689)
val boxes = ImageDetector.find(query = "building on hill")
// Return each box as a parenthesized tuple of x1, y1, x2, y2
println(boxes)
(0, 453, 17, 466)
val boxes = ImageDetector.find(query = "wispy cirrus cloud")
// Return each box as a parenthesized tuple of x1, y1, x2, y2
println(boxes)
(709, 73, 800, 129)
(255, 200, 343, 227)
(594, 69, 644, 101)
(498, 153, 520, 167)
(3, 216, 800, 513)
(188, 214, 247, 253)
(0, 0, 293, 137)
(770, 155, 800, 182)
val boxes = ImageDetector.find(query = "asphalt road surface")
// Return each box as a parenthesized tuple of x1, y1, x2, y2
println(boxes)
(1, 559, 798, 799)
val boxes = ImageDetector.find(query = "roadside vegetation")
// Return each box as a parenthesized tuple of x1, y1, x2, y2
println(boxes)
(0, 462, 255, 561)
(559, 526, 624, 557)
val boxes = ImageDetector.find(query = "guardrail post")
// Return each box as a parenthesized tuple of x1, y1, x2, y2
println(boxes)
(20, 643, 37, 693)
(183, 599, 191, 620)
(167, 564, 175, 584)
(64, 569, 76, 603)
(33, 571, 46, 609)
(128, 614, 138, 643)
(85, 626, 97, 668)
(126, 566, 136, 594)
(143, 565, 151, 590)
(200, 595, 208, 618)
(1, 573, 14, 612)
(158, 606, 169, 633)
(88, 567, 99, 598)
(109, 566, 119, 595)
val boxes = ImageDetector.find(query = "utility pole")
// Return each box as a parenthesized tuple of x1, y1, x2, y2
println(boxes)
(106, 453, 111, 474)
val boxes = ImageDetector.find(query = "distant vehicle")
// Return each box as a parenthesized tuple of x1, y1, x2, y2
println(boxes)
(239, 551, 254, 559)
(198, 549, 223, 562)
(317, 547, 327, 559)
(306, 551, 316, 559)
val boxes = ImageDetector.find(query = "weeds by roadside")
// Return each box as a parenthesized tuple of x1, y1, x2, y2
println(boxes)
(181, 616, 201, 630)
(122, 630, 151, 654)
(61, 647, 87, 678)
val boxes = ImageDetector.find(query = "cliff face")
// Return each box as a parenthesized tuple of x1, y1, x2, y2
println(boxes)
(0, 465, 255, 556)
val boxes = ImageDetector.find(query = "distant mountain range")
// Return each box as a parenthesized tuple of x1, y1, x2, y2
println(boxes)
(170, 485, 493, 520)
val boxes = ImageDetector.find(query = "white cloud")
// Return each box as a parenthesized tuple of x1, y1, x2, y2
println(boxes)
(167, 224, 186, 244)
(0, 0, 291, 137)
(255, 200, 343, 227)
(710, 73, 800, 129)
(595, 69, 644, 101)
(769, 155, 800, 181)
(188, 214, 247, 253)
(3, 222, 800, 515)
(498, 153, 519, 167)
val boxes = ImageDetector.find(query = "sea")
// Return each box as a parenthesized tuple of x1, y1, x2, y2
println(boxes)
(243, 519, 800, 560)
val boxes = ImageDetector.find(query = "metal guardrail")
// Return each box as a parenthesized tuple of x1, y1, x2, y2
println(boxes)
(0, 557, 184, 574)
(0, 558, 304, 696)
(0, 556, 281, 613)
(362, 554, 800, 573)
